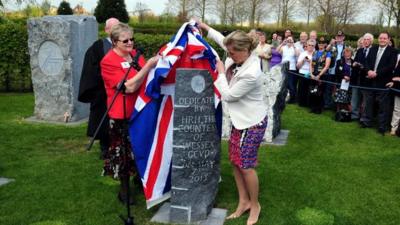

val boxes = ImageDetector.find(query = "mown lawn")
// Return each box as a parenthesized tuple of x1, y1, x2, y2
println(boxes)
(0, 93, 399, 225)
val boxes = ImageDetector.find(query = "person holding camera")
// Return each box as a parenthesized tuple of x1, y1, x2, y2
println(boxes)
(278, 36, 300, 103)
(309, 37, 331, 114)
(297, 39, 316, 107)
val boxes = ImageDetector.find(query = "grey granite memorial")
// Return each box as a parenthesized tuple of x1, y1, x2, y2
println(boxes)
(171, 68, 221, 223)
(263, 63, 289, 142)
(152, 69, 226, 224)
(27, 15, 97, 123)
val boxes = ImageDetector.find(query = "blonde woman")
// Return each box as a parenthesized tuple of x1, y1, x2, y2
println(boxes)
(199, 22, 267, 225)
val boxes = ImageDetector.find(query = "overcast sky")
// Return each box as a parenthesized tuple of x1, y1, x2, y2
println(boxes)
(5, 0, 169, 14)
(4, 0, 379, 25)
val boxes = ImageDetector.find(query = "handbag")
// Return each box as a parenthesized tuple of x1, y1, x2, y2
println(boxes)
(334, 89, 350, 104)
(309, 83, 321, 96)
(335, 109, 351, 122)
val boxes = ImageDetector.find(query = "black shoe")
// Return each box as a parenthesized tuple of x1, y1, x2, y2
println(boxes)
(287, 98, 296, 104)
(378, 128, 386, 136)
(360, 122, 370, 128)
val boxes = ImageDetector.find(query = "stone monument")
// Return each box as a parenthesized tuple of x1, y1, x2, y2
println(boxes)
(27, 16, 97, 122)
(170, 69, 222, 223)
(263, 63, 289, 142)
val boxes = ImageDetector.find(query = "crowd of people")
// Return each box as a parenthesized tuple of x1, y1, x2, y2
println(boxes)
(251, 28, 400, 137)
(77, 17, 400, 225)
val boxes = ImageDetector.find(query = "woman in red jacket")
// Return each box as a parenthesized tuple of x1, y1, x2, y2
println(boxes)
(100, 23, 158, 204)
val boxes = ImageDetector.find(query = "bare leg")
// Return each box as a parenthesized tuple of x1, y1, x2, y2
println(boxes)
(226, 165, 251, 219)
(241, 168, 261, 225)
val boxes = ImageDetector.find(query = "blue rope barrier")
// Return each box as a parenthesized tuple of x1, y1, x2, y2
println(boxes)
(287, 70, 400, 93)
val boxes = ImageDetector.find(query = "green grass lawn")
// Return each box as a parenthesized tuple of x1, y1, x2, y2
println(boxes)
(0, 93, 399, 225)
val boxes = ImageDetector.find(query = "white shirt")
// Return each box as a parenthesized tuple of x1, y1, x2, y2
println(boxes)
(374, 46, 387, 71)
(281, 45, 297, 70)
(297, 51, 313, 75)
(208, 28, 267, 130)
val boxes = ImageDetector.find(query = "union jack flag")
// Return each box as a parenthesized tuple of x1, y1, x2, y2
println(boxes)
(128, 21, 222, 209)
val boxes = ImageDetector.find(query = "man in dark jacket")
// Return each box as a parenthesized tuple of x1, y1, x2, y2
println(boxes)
(360, 32, 397, 135)
(78, 18, 119, 158)
(352, 33, 373, 121)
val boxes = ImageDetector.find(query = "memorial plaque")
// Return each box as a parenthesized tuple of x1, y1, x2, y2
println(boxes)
(28, 16, 97, 122)
(170, 69, 221, 224)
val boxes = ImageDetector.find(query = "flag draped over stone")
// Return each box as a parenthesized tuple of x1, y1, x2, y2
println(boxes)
(128, 21, 222, 209)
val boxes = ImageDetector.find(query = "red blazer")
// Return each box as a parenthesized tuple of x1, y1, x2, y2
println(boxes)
(100, 49, 146, 119)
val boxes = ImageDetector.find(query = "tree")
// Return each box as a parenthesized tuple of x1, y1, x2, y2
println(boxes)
(40, 0, 51, 15)
(134, 1, 150, 23)
(57, 1, 73, 15)
(376, 0, 395, 27)
(94, 0, 129, 23)
(193, 0, 211, 21)
(0, 0, 34, 8)
(248, 0, 265, 28)
(335, 0, 361, 29)
(167, 0, 194, 23)
(214, 0, 230, 25)
(298, 0, 316, 27)
(280, 0, 297, 27)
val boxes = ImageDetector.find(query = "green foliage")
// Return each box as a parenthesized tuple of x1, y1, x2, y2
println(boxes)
(40, 0, 51, 16)
(94, 0, 129, 23)
(296, 207, 335, 225)
(1, 94, 400, 225)
(0, 20, 31, 92)
(57, 1, 73, 15)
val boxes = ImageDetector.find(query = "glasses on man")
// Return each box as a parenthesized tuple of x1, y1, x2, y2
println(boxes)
(118, 38, 134, 44)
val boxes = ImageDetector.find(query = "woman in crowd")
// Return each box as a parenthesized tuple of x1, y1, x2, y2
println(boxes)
(309, 36, 331, 114)
(100, 23, 159, 204)
(199, 22, 267, 225)
(278, 36, 300, 103)
(335, 48, 354, 115)
(255, 31, 272, 73)
(297, 39, 316, 107)
(269, 40, 283, 70)
(387, 65, 400, 136)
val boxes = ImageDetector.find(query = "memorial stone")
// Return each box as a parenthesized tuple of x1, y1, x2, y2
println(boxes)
(170, 69, 221, 224)
(27, 16, 97, 122)
(263, 63, 289, 142)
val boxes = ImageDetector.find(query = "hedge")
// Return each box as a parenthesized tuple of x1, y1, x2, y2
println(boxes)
(0, 19, 370, 92)
(0, 20, 32, 92)
(0, 22, 227, 92)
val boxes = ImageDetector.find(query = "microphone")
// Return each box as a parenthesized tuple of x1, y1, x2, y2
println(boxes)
(130, 47, 143, 71)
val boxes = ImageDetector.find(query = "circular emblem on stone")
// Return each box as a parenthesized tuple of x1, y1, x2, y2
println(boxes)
(38, 41, 64, 76)
(191, 75, 205, 93)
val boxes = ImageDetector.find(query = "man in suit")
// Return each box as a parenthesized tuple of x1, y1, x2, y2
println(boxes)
(352, 33, 374, 121)
(360, 32, 397, 135)
(78, 18, 120, 158)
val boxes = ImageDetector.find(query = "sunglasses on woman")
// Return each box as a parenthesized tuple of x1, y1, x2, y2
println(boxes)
(118, 38, 134, 44)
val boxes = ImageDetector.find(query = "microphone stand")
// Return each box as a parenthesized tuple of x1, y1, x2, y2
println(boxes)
(86, 59, 140, 225)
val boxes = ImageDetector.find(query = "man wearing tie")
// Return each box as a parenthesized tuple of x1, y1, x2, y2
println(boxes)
(360, 32, 397, 135)
(352, 33, 373, 121)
